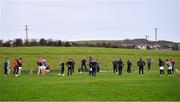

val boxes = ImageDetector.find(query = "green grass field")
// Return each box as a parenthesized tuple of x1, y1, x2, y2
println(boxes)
(0, 47, 180, 101)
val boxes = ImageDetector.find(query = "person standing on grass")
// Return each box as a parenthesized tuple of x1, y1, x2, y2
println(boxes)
(159, 58, 165, 76)
(66, 58, 73, 75)
(81, 56, 87, 72)
(89, 56, 93, 68)
(17, 58, 23, 75)
(37, 58, 42, 75)
(13, 59, 19, 77)
(146, 56, 153, 72)
(112, 59, 118, 74)
(90, 59, 97, 77)
(166, 59, 172, 76)
(59, 60, 65, 76)
(117, 59, 124, 76)
(88, 57, 94, 76)
(127, 59, 132, 74)
(137, 58, 146, 76)
(3, 58, 10, 76)
(88, 56, 93, 75)
(41, 57, 48, 75)
(168, 57, 175, 75)
(89, 67, 92, 76)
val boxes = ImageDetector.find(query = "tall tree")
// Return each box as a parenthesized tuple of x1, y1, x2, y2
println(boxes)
(14, 39, 23, 46)
(39, 38, 47, 46)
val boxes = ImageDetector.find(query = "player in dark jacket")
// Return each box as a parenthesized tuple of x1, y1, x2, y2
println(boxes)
(127, 60, 132, 73)
(66, 59, 73, 75)
(90, 59, 97, 77)
(137, 58, 146, 76)
(17, 58, 23, 75)
(59, 60, 65, 76)
(3, 58, 10, 76)
(117, 59, 124, 76)
(112, 59, 118, 73)
(146, 56, 153, 72)
(89, 56, 93, 68)
(81, 56, 87, 72)
(159, 58, 165, 76)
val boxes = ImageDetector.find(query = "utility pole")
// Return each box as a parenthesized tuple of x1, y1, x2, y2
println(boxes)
(155, 28, 157, 42)
(154, 28, 158, 50)
(25, 25, 28, 45)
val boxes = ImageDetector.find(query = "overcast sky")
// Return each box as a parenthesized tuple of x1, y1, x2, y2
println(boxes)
(0, 0, 180, 42)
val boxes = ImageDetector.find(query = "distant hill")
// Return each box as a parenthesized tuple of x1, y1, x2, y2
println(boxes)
(74, 39, 176, 46)
(73, 39, 180, 50)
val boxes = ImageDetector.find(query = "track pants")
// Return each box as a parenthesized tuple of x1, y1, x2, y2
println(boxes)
(68, 67, 72, 75)
(92, 67, 96, 77)
(160, 70, 164, 75)
(118, 67, 123, 75)
(148, 63, 151, 71)
(60, 67, 64, 74)
(113, 65, 117, 73)
(139, 67, 144, 75)
(14, 67, 19, 75)
(4, 68, 8, 75)
(127, 67, 131, 73)
(167, 69, 172, 75)
(81, 63, 87, 71)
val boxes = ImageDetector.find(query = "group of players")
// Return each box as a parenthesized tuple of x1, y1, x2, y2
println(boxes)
(37, 57, 51, 75)
(58, 56, 100, 76)
(3, 58, 22, 77)
(3, 56, 176, 77)
(112, 56, 175, 76)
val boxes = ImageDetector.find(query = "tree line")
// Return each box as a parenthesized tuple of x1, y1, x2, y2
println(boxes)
(0, 38, 115, 48)
(0, 38, 179, 50)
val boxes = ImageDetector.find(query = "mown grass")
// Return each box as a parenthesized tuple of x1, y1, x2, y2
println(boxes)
(0, 72, 180, 101)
